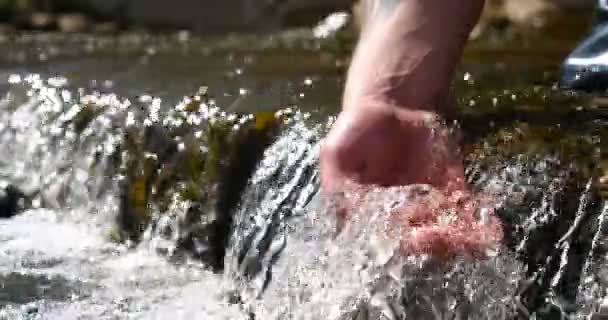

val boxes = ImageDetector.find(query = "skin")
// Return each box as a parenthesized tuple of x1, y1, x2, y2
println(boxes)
(320, 0, 485, 195)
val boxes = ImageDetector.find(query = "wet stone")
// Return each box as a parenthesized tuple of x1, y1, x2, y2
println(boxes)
(502, 0, 557, 27)
(29, 12, 55, 30)
(20, 303, 38, 315)
(57, 14, 90, 33)
(462, 122, 607, 318)
(0, 184, 27, 219)
(105, 89, 285, 271)
(591, 97, 608, 110)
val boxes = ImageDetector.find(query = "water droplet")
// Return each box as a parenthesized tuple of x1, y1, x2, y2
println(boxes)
(177, 30, 190, 42)
(125, 112, 136, 127)
(48, 76, 68, 87)
(146, 46, 157, 56)
(7, 74, 21, 84)
(313, 12, 350, 38)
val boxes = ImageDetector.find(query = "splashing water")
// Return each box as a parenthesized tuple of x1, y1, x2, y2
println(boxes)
(0, 69, 606, 320)
(234, 185, 522, 320)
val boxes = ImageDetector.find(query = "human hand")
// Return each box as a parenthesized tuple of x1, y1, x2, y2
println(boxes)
(319, 108, 503, 259)
(320, 104, 466, 195)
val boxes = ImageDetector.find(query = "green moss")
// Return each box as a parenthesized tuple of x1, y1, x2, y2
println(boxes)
(104, 86, 287, 269)
(204, 111, 282, 270)
(202, 120, 231, 185)
(71, 104, 102, 134)
(116, 126, 151, 242)
(465, 123, 603, 198)
(107, 227, 124, 243)
(467, 124, 596, 162)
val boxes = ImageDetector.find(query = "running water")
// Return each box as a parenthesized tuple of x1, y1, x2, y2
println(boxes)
(0, 32, 607, 320)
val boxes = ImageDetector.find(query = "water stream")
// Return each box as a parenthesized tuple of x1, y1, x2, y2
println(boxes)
(0, 24, 607, 319)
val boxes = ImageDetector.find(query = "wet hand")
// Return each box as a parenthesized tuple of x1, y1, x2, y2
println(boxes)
(319, 104, 503, 259)
(320, 104, 465, 195)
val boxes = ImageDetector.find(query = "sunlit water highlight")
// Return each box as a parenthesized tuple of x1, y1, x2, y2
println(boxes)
(0, 67, 606, 320)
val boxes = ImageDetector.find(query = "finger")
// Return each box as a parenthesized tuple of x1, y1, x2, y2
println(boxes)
(320, 138, 363, 193)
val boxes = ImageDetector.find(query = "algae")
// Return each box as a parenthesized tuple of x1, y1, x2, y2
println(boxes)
(102, 90, 285, 269)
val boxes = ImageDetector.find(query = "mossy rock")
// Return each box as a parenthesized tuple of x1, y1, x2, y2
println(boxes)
(455, 84, 608, 203)
(111, 90, 285, 269)
(463, 122, 606, 318)
(69, 103, 104, 134)
(465, 123, 597, 163)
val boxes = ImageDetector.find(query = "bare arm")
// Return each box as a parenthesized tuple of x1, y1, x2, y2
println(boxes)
(320, 0, 484, 193)
(345, 0, 485, 113)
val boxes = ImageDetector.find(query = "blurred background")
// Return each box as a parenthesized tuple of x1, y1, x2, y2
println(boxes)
(0, 0, 598, 34)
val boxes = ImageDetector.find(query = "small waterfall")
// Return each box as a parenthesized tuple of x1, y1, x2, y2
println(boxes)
(225, 116, 323, 294)
(577, 200, 608, 316)
(0, 74, 124, 228)
(469, 147, 606, 319)
(228, 180, 522, 319)
(0, 73, 288, 267)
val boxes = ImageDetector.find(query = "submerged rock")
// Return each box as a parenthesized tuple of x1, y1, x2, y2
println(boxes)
(464, 124, 606, 319)
(320, 115, 604, 319)
(0, 184, 27, 218)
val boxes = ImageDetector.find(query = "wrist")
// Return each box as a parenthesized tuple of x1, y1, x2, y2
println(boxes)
(344, 96, 441, 129)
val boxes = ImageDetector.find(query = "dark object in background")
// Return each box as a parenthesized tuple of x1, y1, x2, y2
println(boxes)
(0, 184, 26, 218)
(560, 0, 608, 92)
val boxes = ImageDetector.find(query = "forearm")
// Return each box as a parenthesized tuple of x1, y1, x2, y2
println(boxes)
(344, 0, 484, 113)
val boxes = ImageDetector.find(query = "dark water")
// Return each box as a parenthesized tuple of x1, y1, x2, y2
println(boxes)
(0, 13, 607, 319)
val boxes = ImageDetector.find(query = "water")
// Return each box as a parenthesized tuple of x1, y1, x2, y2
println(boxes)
(0, 21, 607, 319)
(0, 209, 246, 319)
